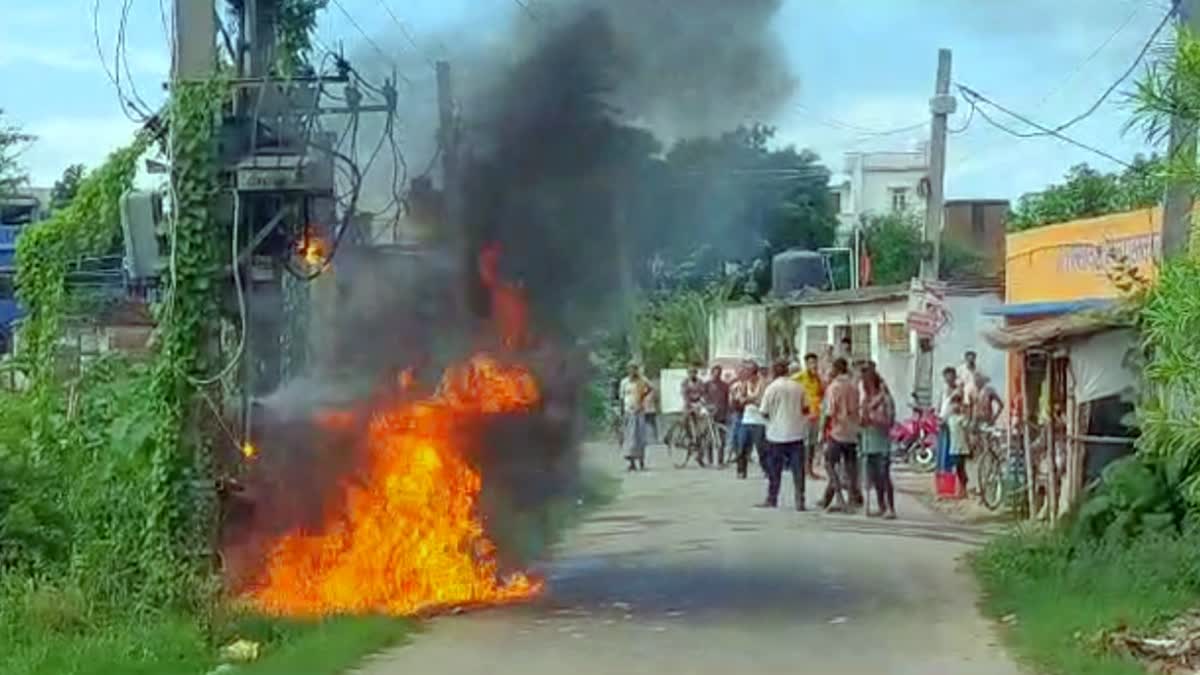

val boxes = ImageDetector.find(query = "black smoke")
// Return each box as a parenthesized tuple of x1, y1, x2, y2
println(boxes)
(226, 0, 793, 587)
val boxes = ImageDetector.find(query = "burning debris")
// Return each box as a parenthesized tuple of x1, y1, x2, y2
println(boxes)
(244, 354, 544, 617)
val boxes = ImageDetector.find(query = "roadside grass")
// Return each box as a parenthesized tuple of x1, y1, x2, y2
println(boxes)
(0, 464, 618, 675)
(0, 602, 415, 675)
(973, 526, 1200, 675)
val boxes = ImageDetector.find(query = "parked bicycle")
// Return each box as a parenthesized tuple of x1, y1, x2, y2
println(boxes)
(975, 424, 1006, 511)
(664, 407, 725, 468)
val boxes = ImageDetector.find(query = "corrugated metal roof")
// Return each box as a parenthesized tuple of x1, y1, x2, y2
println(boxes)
(984, 310, 1131, 351)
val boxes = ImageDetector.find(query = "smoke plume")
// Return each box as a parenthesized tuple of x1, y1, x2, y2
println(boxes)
(227, 0, 792, 584)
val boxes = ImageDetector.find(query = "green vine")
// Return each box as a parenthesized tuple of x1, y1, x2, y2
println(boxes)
(144, 78, 226, 596)
(14, 134, 151, 447)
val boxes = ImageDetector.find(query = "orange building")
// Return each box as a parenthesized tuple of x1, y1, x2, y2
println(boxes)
(984, 208, 1153, 519)
(1004, 207, 1160, 310)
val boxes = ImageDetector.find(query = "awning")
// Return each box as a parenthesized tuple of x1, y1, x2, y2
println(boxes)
(984, 310, 1130, 351)
(982, 298, 1115, 317)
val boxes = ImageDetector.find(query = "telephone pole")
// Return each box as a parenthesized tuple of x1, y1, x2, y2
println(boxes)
(1163, 0, 1200, 259)
(913, 48, 954, 407)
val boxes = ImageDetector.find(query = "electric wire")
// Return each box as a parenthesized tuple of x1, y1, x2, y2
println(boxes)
(958, 84, 1133, 167)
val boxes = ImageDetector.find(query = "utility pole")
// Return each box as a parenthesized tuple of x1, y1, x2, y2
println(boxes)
(1163, 0, 1200, 259)
(173, 0, 215, 81)
(922, 48, 953, 283)
(913, 48, 954, 407)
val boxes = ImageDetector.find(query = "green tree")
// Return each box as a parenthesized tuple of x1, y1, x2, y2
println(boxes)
(861, 211, 983, 284)
(50, 164, 85, 210)
(1008, 157, 1164, 231)
(639, 124, 837, 295)
(0, 110, 34, 196)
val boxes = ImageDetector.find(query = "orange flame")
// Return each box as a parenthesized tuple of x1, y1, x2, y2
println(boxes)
(243, 353, 543, 617)
(296, 226, 327, 266)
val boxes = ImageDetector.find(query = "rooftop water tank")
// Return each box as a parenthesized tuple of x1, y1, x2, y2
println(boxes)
(771, 249, 827, 297)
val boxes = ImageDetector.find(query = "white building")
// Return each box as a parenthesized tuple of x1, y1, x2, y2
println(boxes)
(709, 280, 1007, 406)
(829, 146, 929, 242)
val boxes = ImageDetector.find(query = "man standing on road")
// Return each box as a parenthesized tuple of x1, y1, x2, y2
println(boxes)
(819, 358, 862, 512)
(731, 360, 768, 479)
(705, 364, 731, 465)
(620, 363, 652, 472)
(760, 361, 809, 510)
(792, 353, 824, 479)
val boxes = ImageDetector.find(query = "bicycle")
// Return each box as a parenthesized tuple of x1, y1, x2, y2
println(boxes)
(665, 407, 723, 469)
(975, 424, 1006, 511)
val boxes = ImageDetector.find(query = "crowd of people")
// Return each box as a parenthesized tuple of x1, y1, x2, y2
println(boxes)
(617, 342, 1007, 517)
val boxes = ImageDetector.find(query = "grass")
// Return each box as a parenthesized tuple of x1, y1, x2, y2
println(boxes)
(0, 465, 619, 675)
(973, 526, 1200, 675)
(0, 606, 415, 675)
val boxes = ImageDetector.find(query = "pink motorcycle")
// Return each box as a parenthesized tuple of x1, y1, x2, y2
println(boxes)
(890, 396, 939, 473)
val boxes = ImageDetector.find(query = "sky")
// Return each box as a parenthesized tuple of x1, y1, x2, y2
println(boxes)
(0, 0, 1177, 203)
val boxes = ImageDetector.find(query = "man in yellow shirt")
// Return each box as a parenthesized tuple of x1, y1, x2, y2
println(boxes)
(792, 352, 825, 479)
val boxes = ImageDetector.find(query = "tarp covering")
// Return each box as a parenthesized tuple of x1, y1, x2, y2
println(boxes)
(1070, 328, 1138, 404)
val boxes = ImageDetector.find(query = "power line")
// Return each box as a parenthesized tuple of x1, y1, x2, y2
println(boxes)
(957, 84, 1133, 167)
(374, 0, 436, 68)
(329, 0, 397, 69)
(1049, 1, 1176, 133)
(793, 104, 926, 137)
(1034, 3, 1143, 109)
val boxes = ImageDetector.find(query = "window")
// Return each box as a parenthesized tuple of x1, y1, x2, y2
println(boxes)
(890, 187, 909, 212)
(830, 190, 842, 214)
(804, 325, 829, 355)
(833, 324, 872, 361)
(881, 322, 910, 353)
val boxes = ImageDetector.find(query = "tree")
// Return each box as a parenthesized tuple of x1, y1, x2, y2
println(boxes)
(0, 110, 34, 196)
(50, 164, 85, 210)
(861, 212, 983, 284)
(1008, 157, 1165, 231)
(633, 124, 837, 296)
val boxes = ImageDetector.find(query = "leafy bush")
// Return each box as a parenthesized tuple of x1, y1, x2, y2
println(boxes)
(1069, 456, 1193, 544)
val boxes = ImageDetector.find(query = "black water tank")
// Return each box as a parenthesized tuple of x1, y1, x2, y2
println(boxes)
(771, 249, 827, 297)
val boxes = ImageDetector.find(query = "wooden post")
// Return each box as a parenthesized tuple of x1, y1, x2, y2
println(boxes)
(1046, 355, 1061, 525)
(1021, 353, 1036, 519)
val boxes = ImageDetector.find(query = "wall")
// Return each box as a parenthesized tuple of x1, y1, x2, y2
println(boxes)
(944, 200, 1008, 276)
(931, 293, 1007, 404)
(793, 291, 1007, 406)
(795, 298, 916, 403)
(1006, 207, 1160, 304)
(708, 305, 768, 364)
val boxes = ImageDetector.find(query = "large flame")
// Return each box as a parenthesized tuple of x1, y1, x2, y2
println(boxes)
(244, 354, 543, 617)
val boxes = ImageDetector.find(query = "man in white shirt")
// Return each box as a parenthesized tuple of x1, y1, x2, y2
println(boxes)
(759, 361, 811, 510)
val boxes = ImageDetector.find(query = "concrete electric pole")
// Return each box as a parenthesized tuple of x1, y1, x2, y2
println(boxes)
(913, 48, 954, 408)
(922, 48, 953, 283)
(1163, 0, 1200, 259)
(172, 0, 215, 81)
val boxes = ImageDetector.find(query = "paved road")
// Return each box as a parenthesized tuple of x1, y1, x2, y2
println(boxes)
(358, 445, 1022, 675)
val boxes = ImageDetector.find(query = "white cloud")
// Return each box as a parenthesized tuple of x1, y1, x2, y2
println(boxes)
(22, 115, 142, 186)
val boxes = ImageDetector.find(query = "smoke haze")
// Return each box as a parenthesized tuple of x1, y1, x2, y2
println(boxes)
(229, 0, 794, 586)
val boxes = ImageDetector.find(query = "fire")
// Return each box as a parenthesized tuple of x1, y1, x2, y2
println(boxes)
(242, 442, 258, 460)
(243, 353, 544, 617)
(296, 226, 327, 266)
